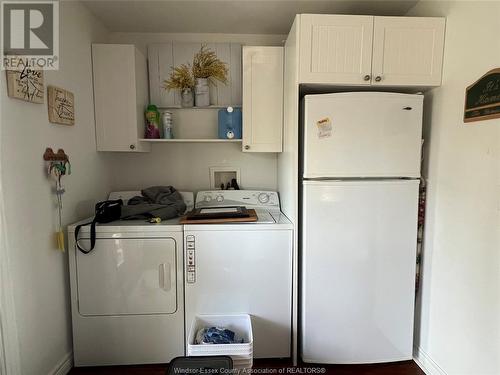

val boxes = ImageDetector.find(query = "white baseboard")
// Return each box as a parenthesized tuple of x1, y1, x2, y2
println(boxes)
(50, 352, 73, 375)
(414, 346, 447, 375)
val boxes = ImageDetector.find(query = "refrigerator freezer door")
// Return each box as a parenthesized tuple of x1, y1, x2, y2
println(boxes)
(301, 180, 419, 364)
(303, 92, 423, 178)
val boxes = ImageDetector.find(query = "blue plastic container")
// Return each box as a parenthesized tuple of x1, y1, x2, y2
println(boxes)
(218, 107, 242, 139)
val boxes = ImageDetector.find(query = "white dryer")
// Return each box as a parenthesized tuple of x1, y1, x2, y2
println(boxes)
(67, 192, 193, 366)
(184, 190, 293, 359)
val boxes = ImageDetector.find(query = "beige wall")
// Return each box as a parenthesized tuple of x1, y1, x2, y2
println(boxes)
(105, 143, 278, 192)
(0, 2, 111, 374)
(407, 2, 500, 374)
(106, 32, 285, 193)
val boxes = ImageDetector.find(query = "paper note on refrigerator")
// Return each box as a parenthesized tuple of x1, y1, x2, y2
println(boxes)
(316, 117, 332, 139)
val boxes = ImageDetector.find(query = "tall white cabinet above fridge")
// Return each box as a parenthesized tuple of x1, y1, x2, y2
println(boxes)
(301, 92, 423, 364)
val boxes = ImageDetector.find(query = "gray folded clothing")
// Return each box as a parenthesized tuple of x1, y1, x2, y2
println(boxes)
(121, 186, 186, 220)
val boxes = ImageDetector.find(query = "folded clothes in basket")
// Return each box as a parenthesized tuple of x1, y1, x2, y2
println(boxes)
(195, 327, 244, 345)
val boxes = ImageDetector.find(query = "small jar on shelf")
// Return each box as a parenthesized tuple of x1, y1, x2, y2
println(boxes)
(161, 111, 174, 139)
(181, 88, 194, 108)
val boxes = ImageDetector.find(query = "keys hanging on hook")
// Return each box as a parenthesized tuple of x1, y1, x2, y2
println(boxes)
(47, 160, 71, 199)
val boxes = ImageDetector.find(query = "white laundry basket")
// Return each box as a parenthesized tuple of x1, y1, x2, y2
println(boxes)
(188, 314, 253, 370)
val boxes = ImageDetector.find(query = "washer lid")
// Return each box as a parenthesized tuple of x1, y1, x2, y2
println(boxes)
(76, 237, 177, 316)
(255, 209, 276, 224)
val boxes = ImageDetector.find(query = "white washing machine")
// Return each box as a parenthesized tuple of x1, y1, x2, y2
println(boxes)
(184, 190, 293, 358)
(67, 191, 193, 366)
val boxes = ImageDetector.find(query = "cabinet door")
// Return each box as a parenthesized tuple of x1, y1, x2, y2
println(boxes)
(372, 17, 445, 86)
(242, 47, 283, 152)
(92, 44, 150, 152)
(298, 14, 374, 85)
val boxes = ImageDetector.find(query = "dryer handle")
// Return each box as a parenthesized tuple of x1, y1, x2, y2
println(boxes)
(159, 263, 172, 292)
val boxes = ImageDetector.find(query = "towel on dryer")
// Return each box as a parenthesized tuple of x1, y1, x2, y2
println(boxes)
(121, 186, 186, 220)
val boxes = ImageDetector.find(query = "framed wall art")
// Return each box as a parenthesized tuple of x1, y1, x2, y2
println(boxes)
(5, 61, 44, 103)
(464, 68, 500, 123)
(47, 86, 75, 125)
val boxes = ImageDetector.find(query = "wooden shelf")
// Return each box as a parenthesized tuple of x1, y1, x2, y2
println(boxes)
(139, 138, 242, 143)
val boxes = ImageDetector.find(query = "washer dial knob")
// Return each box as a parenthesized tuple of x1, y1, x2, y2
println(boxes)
(204, 195, 212, 202)
(216, 195, 224, 202)
(258, 193, 270, 204)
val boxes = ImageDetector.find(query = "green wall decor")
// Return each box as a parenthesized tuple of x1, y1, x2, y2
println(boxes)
(464, 68, 500, 123)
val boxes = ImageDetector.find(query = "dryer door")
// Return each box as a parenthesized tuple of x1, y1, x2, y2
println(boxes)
(76, 238, 177, 316)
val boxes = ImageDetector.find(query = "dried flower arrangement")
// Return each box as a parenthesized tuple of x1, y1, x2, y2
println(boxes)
(163, 63, 195, 90)
(162, 45, 229, 107)
(192, 45, 228, 84)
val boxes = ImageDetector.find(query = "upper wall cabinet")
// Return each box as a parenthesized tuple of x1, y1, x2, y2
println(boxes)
(242, 46, 284, 153)
(92, 44, 150, 152)
(371, 17, 445, 86)
(148, 43, 242, 108)
(299, 15, 374, 85)
(298, 15, 445, 87)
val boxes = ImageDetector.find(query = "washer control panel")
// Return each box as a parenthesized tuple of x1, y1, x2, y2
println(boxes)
(195, 190, 280, 209)
(186, 235, 196, 283)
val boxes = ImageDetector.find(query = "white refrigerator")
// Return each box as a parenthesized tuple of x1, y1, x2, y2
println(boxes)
(301, 92, 423, 364)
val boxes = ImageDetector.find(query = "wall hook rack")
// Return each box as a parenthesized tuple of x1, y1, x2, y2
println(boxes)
(43, 147, 71, 252)
(43, 147, 69, 162)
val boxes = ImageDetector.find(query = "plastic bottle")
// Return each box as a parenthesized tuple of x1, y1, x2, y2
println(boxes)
(218, 106, 242, 139)
(162, 111, 174, 139)
(145, 105, 161, 139)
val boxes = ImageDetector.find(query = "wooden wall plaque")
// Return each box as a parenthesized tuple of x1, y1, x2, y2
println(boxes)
(48, 86, 75, 125)
(464, 68, 500, 123)
(6, 65, 44, 103)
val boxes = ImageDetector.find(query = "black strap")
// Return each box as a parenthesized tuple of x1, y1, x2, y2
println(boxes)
(75, 219, 97, 254)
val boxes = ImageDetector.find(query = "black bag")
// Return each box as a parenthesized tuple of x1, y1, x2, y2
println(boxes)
(74, 199, 123, 254)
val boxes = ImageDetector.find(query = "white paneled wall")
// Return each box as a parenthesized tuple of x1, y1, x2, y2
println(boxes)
(149, 42, 242, 107)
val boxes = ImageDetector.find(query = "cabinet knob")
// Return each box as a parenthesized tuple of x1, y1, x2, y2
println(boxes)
(130, 144, 136, 150)
(363, 74, 371, 81)
(244, 145, 250, 150)
(375, 76, 382, 82)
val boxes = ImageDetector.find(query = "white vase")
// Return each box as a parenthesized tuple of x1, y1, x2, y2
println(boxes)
(195, 78, 210, 107)
(181, 88, 194, 107)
